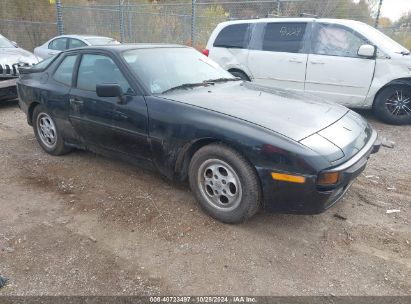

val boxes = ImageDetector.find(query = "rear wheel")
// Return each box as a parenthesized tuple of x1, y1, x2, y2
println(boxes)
(32, 105, 71, 155)
(188, 143, 261, 223)
(373, 85, 411, 125)
(229, 70, 250, 81)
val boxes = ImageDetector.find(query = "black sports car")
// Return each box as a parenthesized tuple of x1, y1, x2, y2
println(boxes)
(17, 44, 380, 223)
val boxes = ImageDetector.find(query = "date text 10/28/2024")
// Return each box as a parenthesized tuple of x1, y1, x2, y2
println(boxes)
(149, 296, 257, 303)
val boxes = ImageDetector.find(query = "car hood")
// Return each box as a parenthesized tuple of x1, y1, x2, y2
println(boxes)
(0, 47, 39, 65)
(162, 81, 349, 142)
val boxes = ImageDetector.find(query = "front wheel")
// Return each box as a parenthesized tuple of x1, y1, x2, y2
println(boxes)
(373, 85, 411, 125)
(32, 105, 71, 155)
(188, 144, 261, 223)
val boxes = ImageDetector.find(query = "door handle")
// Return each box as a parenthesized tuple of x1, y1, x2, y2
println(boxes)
(69, 97, 84, 105)
(289, 59, 303, 63)
(113, 110, 128, 120)
(310, 61, 325, 65)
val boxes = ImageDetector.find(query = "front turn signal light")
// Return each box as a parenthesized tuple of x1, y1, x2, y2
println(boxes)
(271, 172, 306, 184)
(317, 172, 340, 185)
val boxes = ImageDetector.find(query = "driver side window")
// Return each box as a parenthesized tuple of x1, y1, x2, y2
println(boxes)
(312, 24, 368, 58)
(76, 54, 133, 94)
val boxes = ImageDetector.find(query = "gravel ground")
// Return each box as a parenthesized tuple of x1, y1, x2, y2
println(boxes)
(0, 100, 410, 296)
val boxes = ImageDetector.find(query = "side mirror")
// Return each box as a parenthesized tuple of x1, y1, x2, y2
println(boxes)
(96, 84, 124, 104)
(357, 44, 376, 58)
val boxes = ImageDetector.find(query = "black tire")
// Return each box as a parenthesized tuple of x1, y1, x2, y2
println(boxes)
(373, 85, 411, 125)
(32, 105, 71, 155)
(229, 70, 250, 81)
(188, 143, 261, 223)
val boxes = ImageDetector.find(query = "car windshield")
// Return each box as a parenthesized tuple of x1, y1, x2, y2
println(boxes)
(122, 47, 238, 94)
(355, 22, 409, 54)
(85, 37, 119, 45)
(0, 35, 16, 48)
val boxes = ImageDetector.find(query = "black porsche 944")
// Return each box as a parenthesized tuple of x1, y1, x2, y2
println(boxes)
(17, 44, 380, 223)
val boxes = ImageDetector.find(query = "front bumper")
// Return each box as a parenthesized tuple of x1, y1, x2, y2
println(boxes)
(259, 129, 380, 214)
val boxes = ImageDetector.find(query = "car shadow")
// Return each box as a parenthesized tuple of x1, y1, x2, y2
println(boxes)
(351, 108, 376, 122)
(0, 98, 19, 109)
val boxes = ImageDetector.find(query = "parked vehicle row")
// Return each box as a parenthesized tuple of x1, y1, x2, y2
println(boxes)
(205, 18, 411, 125)
(17, 44, 380, 223)
(34, 34, 120, 59)
(0, 34, 39, 101)
(0, 33, 119, 102)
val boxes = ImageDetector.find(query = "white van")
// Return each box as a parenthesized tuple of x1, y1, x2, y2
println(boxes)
(204, 18, 411, 125)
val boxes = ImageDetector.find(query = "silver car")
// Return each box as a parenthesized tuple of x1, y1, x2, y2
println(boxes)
(0, 34, 39, 101)
(34, 34, 120, 59)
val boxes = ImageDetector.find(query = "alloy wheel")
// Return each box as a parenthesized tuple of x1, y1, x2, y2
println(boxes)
(36, 112, 57, 149)
(197, 159, 242, 211)
(385, 90, 411, 116)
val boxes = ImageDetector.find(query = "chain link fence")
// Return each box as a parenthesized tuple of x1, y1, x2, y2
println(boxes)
(60, 0, 384, 48)
(0, 0, 57, 51)
(1, 0, 410, 51)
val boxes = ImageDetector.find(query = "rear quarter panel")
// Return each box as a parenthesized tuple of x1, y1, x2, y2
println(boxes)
(207, 22, 252, 77)
(17, 61, 77, 142)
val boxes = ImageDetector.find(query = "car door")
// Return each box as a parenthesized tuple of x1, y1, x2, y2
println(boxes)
(68, 52, 151, 161)
(247, 21, 309, 91)
(46, 37, 68, 58)
(305, 22, 376, 106)
(47, 54, 79, 128)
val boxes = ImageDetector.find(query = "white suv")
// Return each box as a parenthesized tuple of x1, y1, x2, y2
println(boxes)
(205, 18, 411, 125)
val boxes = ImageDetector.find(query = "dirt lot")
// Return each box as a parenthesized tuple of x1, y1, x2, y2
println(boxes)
(0, 100, 410, 296)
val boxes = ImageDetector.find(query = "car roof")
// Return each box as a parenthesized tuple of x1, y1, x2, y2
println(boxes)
(52, 34, 115, 40)
(217, 17, 366, 26)
(66, 43, 189, 53)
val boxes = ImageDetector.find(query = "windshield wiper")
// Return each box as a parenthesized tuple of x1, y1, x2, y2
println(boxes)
(203, 77, 241, 83)
(161, 82, 209, 94)
(395, 51, 410, 55)
(161, 77, 241, 94)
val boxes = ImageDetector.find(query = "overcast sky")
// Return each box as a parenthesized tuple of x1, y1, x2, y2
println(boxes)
(380, 0, 411, 21)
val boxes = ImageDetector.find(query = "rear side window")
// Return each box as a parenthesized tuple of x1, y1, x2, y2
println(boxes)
(68, 38, 87, 49)
(262, 22, 307, 53)
(213, 23, 249, 49)
(53, 55, 77, 86)
(49, 38, 67, 51)
(32, 55, 58, 70)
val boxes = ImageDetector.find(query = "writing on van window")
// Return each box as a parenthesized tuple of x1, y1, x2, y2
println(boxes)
(279, 26, 303, 37)
(262, 22, 307, 53)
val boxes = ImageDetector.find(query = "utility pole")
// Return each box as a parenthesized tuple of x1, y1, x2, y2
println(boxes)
(119, 0, 125, 43)
(191, 0, 196, 47)
(55, 0, 64, 35)
(277, 0, 281, 16)
(374, 0, 383, 28)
